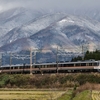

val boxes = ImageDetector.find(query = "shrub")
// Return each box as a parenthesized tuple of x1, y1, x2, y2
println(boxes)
(0, 74, 10, 87)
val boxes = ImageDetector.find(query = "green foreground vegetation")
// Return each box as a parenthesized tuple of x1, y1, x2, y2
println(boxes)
(73, 90, 91, 100)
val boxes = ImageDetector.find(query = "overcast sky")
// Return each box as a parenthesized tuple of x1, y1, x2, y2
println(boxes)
(0, 0, 100, 12)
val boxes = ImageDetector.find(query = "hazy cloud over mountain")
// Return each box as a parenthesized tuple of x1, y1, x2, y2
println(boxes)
(0, 0, 100, 12)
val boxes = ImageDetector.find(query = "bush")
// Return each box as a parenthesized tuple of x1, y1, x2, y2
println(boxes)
(0, 73, 100, 88)
(8, 74, 30, 87)
(76, 73, 100, 85)
(0, 74, 10, 87)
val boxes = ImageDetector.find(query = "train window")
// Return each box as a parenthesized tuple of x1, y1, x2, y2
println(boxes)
(92, 63, 98, 66)
(25, 66, 28, 68)
(5, 67, 10, 69)
(41, 65, 44, 68)
(14, 67, 17, 69)
(50, 65, 52, 68)
(54, 65, 56, 67)
(51, 65, 54, 67)
(37, 66, 39, 68)
(48, 65, 52, 68)
(45, 65, 47, 68)
(68, 64, 74, 67)
(63, 64, 65, 67)
(66, 64, 69, 67)
(89, 63, 92, 66)
(63, 64, 68, 67)
(32, 66, 34, 68)
(43, 65, 45, 68)
(58, 64, 60, 67)
(19, 66, 22, 69)
(81, 63, 86, 66)
(27, 66, 30, 68)
(63, 64, 66, 67)
(40, 65, 42, 68)
(76, 63, 80, 66)
(47, 65, 52, 68)
(53, 64, 56, 67)
(24, 66, 26, 68)
(59, 64, 62, 67)
(47, 65, 49, 68)
(86, 63, 89, 66)
(34, 66, 38, 68)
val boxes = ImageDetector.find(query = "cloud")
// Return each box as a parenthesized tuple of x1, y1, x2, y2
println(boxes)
(0, 0, 100, 12)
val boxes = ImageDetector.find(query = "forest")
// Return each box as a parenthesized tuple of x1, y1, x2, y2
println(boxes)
(71, 50, 100, 61)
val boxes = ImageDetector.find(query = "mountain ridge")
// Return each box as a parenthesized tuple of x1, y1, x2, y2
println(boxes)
(0, 7, 100, 53)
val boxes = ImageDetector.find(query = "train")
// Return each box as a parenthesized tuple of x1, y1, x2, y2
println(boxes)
(0, 60, 100, 74)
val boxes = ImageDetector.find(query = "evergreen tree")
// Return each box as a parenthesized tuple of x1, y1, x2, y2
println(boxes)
(72, 50, 100, 61)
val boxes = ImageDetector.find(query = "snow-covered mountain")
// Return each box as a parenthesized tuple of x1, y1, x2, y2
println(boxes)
(0, 12, 67, 47)
(0, 7, 45, 38)
(0, 7, 100, 55)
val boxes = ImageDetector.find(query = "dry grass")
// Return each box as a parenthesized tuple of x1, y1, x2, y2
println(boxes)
(75, 82, 100, 96)
(92, 90, 100, 100)
(0, 89, 66, 100)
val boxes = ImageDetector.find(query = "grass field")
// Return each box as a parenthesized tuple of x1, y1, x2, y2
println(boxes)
(73, 90, 91, 100)
(92, 91, 100, 100)
(0, 89, 68, 100)
(0, 89, 99, 100)
(58, 89, 72, 100)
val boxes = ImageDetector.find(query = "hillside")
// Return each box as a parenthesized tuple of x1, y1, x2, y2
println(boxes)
(0, 7, 100, 53)
(0, 7, 100, 63)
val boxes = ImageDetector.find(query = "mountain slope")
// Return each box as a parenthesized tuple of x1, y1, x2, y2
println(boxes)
(0, 7, 44, 37)
(0, 13, 66, 47)
(0, 14, 100, 52)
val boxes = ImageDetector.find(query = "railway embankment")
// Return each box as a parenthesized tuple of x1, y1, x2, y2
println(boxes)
(0, 73, 100, 100)
(0, 73, 100, 89)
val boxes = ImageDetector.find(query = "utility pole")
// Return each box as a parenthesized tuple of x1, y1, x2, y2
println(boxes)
(10, 53, 12, 74)
(22, 57, 25, 74)
(82, 45, 84, 61)
(30, 49, 32, 75)
(34, 51, 36, 64)
(0, 58, 1, 67)
(0, 53, 2, 73)
(0, 53, 2, 67)
(56, 47, 58, 73)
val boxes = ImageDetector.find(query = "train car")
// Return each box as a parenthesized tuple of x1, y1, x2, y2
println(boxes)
(0, 60, 100, 74)
(58, 60, 100, 73)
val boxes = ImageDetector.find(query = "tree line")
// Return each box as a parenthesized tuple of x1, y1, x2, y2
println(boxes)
(71, 50, 100, 61)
